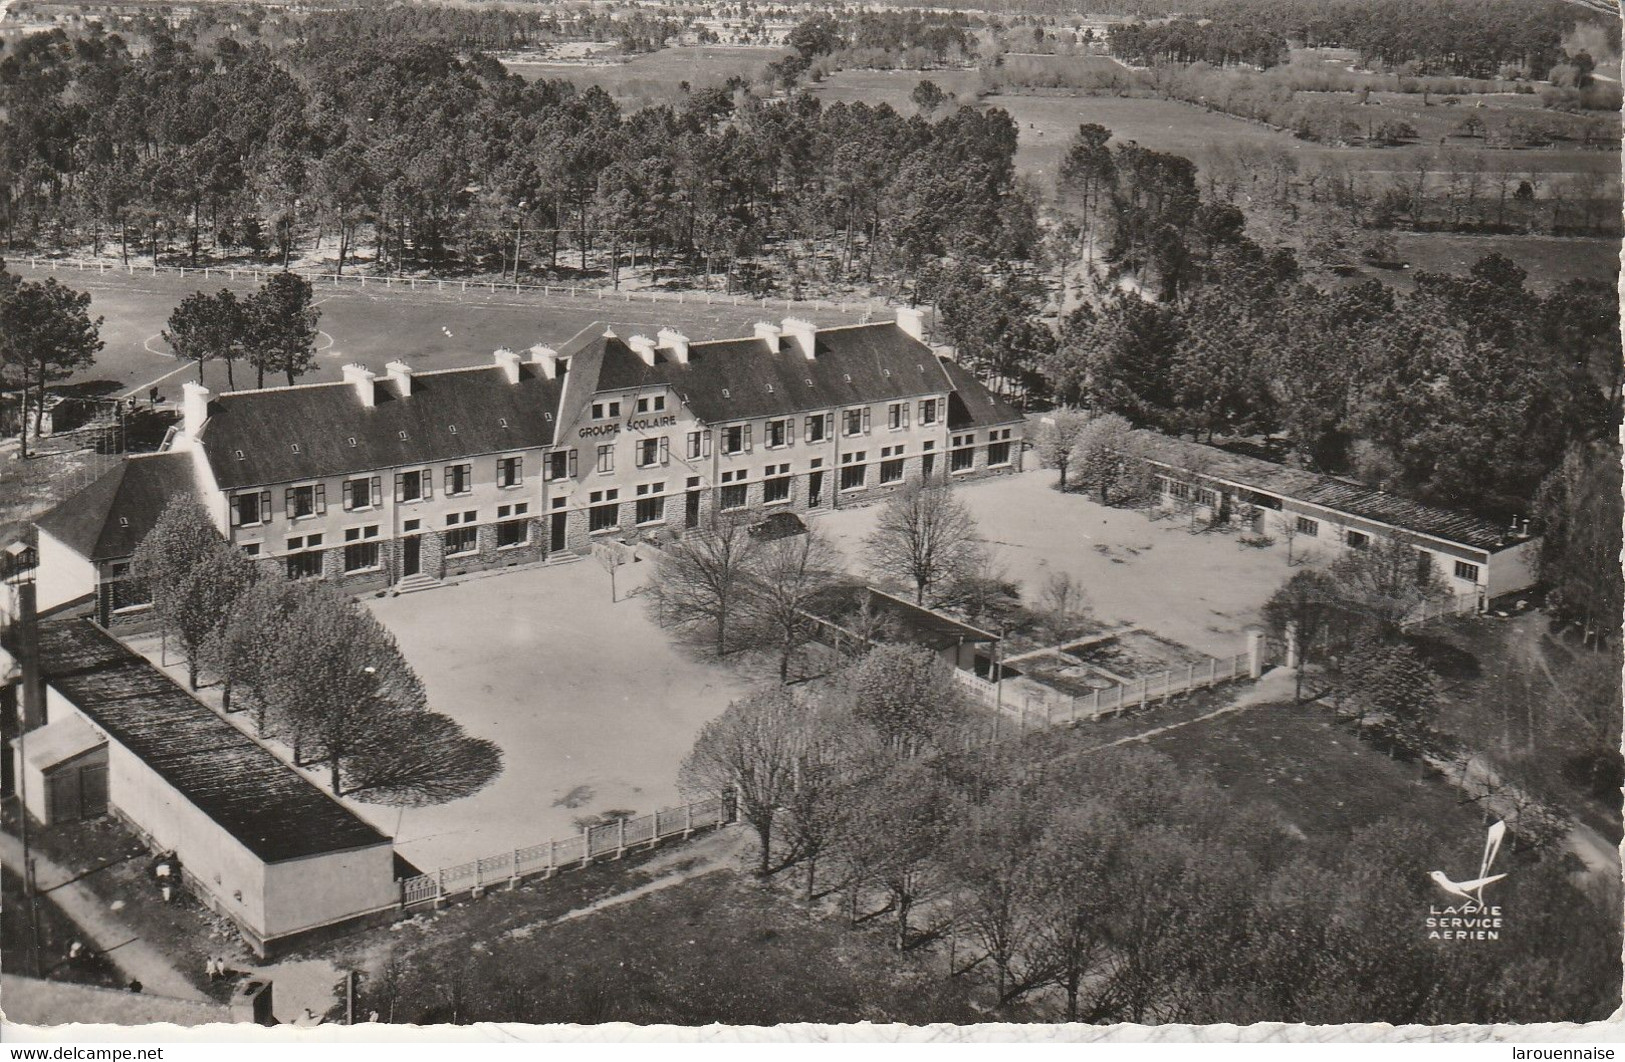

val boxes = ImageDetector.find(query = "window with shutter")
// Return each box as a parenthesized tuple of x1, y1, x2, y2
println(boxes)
(568, 449, 579, 477)
(861, 408, 871, 433)
(703, 431, 712, 458)
(422, 468, 433, 499)
(261, 491, 271, 521)
(371, 477, 382, 507)
(394, 473, 405, 503)
(660, 436, 670, 464)
(744, 425, 753, 452)
(284, 488, 294, 517)
(315, 483, 326, 515)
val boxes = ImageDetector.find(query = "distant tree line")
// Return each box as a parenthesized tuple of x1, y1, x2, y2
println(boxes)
(132, 497, 502, 807)
(1108, 17, 1288, 70)
(0, 22, 1036, 294)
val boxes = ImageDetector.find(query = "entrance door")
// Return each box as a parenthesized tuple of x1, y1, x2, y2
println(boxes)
(808, 471, 824, 509)
(403, 535, 421, 577)
(79, 763, 108, 819)
(685, 490, 701, 530)
(550, 511, 568, 552)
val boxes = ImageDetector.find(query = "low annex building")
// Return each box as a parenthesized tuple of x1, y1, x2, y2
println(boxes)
(34, 313, 1024, 611)
(14, 616, 399, 956)
(1132, 430, 1539, 603)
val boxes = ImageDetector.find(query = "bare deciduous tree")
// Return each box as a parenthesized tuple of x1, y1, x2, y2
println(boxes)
(1034, 409, 1091, 491)
(678, 685, 813, 875)
(742, 528, 843, 682)
(654, 513, 759, 655)
(864, 482, 982, 605)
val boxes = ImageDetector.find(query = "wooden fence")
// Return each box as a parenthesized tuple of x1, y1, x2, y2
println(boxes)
(19, 257, 890, 316)
(399, 792, 734, 908)
(948, 646, 1256, 736)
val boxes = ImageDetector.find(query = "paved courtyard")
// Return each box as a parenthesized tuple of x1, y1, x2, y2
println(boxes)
(814, 469, 1305, 658)
(363, 557, 746, 871)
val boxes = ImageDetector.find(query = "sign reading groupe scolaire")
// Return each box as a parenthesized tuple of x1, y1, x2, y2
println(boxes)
(578, 414, 679, 439)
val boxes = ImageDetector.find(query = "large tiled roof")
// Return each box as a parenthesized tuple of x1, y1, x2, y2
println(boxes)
(1131, 430, 1517, 553)
(199, 364, 565, 491)
(35, 452, 197, 562)
(591, 322, 956, 423)
(37, 618, 391, 864)
(940, 356, 1023, 430)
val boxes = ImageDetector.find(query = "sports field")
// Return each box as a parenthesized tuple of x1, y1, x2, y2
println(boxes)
(11, 260, 870, 403)
(362, 558, 748, 871)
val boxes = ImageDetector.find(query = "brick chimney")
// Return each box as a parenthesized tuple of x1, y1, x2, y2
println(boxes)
(494, 347, 521, 385)
(895, 307, 926, 343)
(781, 317, 817, 360)
(384, 361, 413, 398)
(528, 344, 558, 380)
(342, 364, 377, 407)
(182, 381, 211, 438)
(754, 322, 782, 352)
(658, 328, 691, 366)
(628, 335, 658, 367)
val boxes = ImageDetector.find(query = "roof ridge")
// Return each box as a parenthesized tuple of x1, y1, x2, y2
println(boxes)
(221, 379, 350, 398)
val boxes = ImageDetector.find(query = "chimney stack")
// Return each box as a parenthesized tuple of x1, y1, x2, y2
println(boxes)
(895, 306, 926, 343)
(658, 328, 691, 366)
(341, 364, 376, 407)
(384, 361, 413, 398)
(781, 317, 817, 360)
(528, 344, 558, 380)
(182, 380, 212, 438)
(494, 347, 522, 385)
(629, 335, 658, 367)
(754, 322, 782, 352)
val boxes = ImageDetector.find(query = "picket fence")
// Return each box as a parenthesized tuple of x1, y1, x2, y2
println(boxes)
(949, 647, 1256, 736)
(20, 257, 890, 316)
(398, 793, 733, 908)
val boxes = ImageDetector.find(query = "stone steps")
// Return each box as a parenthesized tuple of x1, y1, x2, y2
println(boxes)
(393, 573, 443, 595)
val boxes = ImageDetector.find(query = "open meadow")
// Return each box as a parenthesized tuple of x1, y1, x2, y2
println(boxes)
(507, 45, 784, 107)
(10, 260, 870, 403)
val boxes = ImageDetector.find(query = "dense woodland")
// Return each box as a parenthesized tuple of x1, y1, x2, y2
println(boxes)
(0, 17, 1035, 291)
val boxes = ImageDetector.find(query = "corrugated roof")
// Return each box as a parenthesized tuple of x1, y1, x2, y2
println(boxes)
(199, 364, 565, 490)
(592, 323, 956, 424)
(35, 453, 197, 562)
(37, 619, 391, 864)
(940, 356, 1024, 430)
(1131, 430, 1516, 553)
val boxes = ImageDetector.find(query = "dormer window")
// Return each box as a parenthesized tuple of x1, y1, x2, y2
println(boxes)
(290, 443, 300, 454)
(448, 424, 458, 435)
(234, 449, 245, 461)
(347, 437, 357, 447)
(765, 384, 774, 393)
(118, 516, 129, 528)
(398, 430, 408, 440)
(721, 388, 731, 399)
(499, 417, 509, 428)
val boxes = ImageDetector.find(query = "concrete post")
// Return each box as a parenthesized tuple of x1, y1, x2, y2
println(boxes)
(684, 802, 694, 839)
(1249, 628, 1268, 679)
(434, 869, 447, 909)
(1091, 688, 1101, 717)
(580, 826, 592, 868)
(547, 840, 557, 878)
(616, 817, 627, 859)
(508, 850, 520, 890)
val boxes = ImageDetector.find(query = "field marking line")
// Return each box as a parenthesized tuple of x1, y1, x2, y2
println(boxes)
(120, 360, 197, 400)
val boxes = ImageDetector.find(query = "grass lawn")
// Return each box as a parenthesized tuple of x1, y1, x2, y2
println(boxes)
(1415, 611, 1624, 843)
(1135, 697, 1487, 843)
(813, 468, 1299, 658)
(10, 260, 868, 403)
(314, 829, 981, 1026)
(361, 558, 748, 872)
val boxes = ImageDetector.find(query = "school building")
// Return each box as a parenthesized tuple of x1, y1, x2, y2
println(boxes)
(1132, 429, 1539, 603)
(33, 312, 1024, 618)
